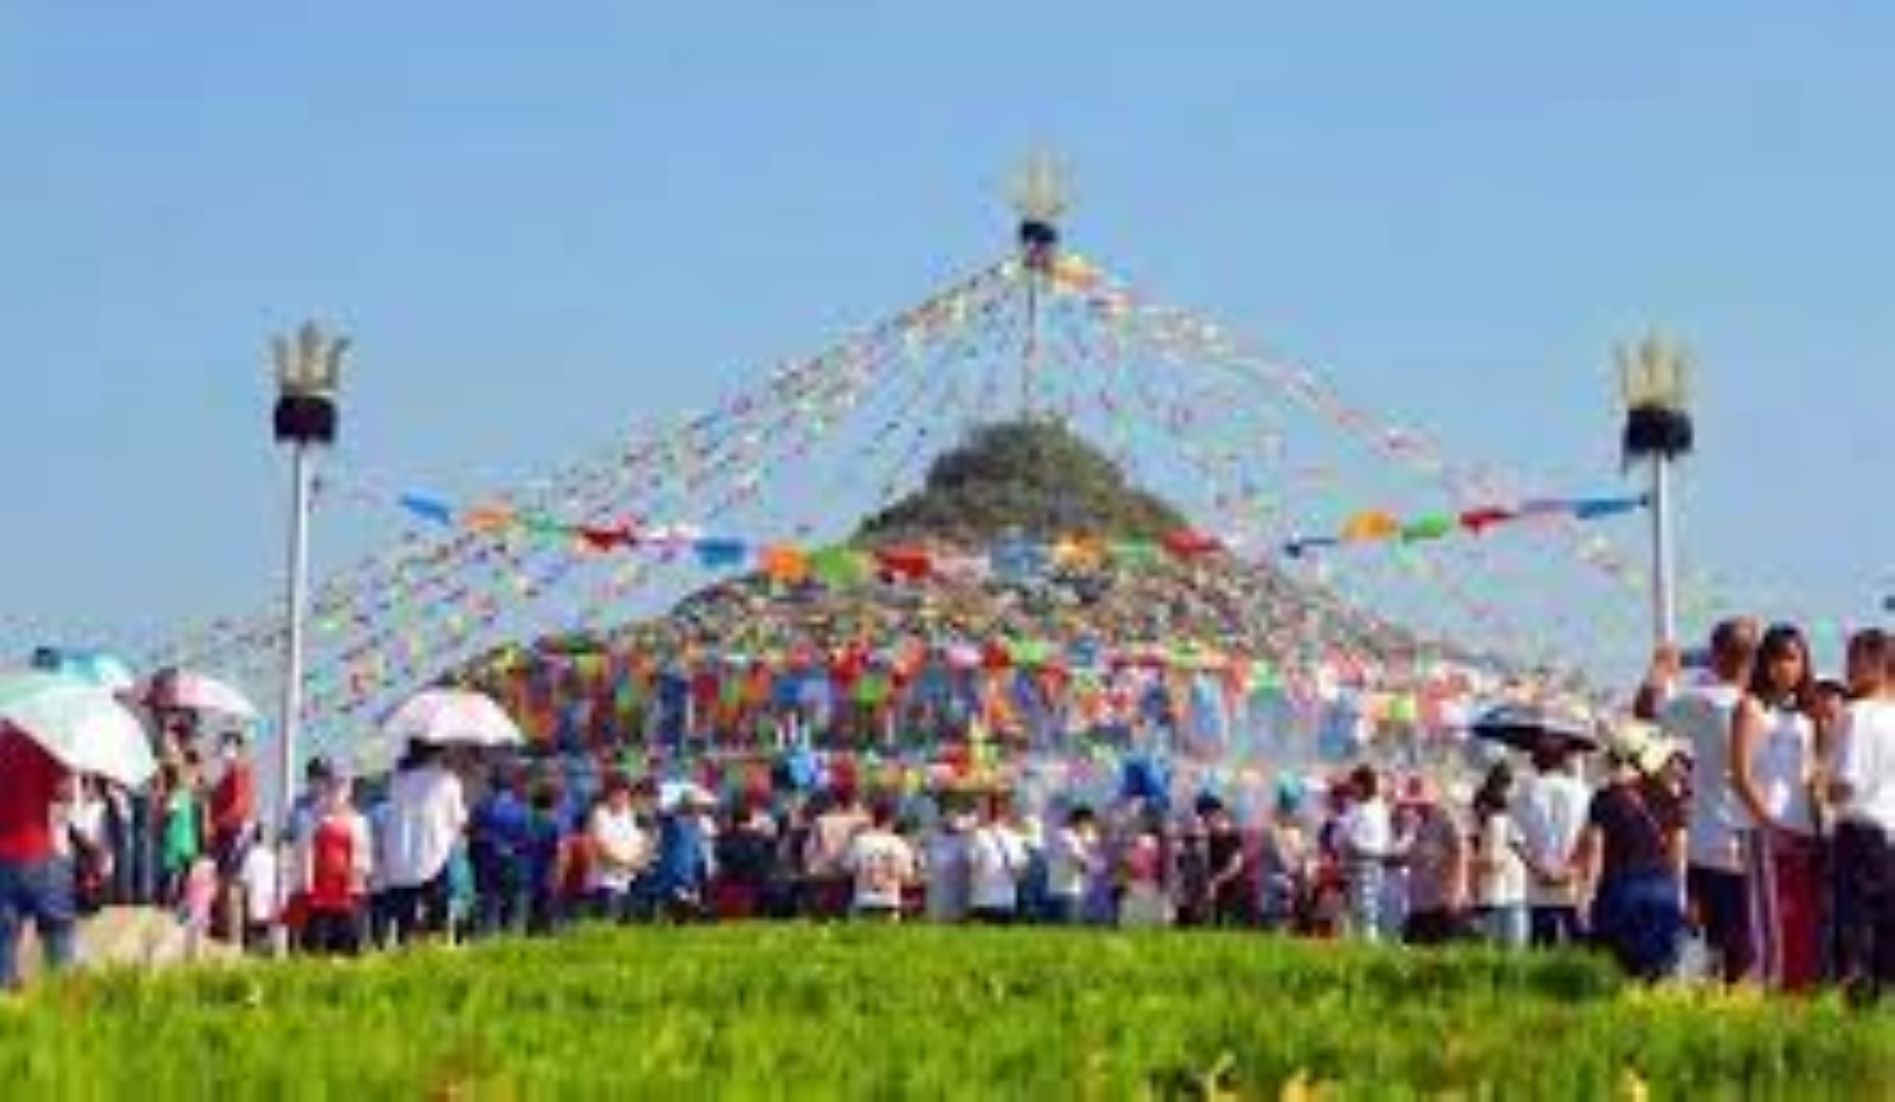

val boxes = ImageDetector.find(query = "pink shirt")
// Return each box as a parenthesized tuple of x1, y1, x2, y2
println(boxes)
(1124, 835, 1163, 886)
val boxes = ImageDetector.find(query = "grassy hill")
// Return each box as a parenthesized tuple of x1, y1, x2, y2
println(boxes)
(856, 418, 1189, 545)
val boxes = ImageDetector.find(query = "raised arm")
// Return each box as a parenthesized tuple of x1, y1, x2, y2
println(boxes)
(1632, 644, 1682, 721)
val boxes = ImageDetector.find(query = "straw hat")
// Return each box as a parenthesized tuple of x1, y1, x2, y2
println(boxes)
(1605, 719, 1676, 777)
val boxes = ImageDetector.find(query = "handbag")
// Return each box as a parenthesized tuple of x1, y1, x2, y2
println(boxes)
(68, 826, 109, 915)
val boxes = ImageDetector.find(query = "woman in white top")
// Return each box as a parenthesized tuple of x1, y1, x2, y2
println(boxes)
(1732, 624, 1824, 991)
(1470, 764, 1528, 949)
(586, 777, 649, 922)
(1044, 806, 1101, 925)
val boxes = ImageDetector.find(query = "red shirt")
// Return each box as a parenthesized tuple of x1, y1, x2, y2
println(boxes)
(0, 728, 67, 862)
(307, 813, 362, 912)
(210, 759, 256, 842)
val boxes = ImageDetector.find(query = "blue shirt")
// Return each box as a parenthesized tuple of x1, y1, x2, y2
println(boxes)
(653, 814, 712, 896)
(471, 791, 532, 875)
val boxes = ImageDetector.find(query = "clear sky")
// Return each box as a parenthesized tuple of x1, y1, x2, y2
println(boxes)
(2, 3, 1889, 679)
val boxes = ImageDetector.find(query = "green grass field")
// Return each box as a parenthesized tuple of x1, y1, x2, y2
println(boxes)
(2, 926, 1891, 1099)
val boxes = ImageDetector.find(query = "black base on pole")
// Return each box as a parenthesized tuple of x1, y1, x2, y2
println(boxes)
(1018, 220, 1059, 271)
(1622, 406, 1692, 462)
(274, 395, 338, 445)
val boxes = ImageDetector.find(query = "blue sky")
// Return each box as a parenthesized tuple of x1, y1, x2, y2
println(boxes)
(2, 3, 1889, 679)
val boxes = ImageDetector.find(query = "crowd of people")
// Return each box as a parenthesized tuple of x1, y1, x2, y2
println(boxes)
(0, 622, 1889, 1003)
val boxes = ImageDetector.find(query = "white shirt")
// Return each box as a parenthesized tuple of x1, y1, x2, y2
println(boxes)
(380, 765, 468, 888)
(1046, 826, 1098, 900)
(1341, 797, 1392, 862)
(846, 829, 915, 910)
(1512, 772, 1590, 907)
(1659, 681, 1747, 872)
(1748, 704, 1817, 836)
(587, 804, 648, 893)
(1476, 813, 1528, 908)
(1833, 698, 1895, 833)
(241, 844, 280, 924)
(968, 823, 1029, 912)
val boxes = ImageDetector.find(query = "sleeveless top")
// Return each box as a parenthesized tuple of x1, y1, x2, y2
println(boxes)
(1748, 702, 1816, 836)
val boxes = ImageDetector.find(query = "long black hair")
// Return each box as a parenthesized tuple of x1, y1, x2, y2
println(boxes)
(1749, 623, 1816, 713)
(1473, 761, 1513, 818)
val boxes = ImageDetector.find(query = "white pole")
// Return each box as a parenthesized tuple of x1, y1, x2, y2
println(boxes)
(275, 441, 315, 948)
(1022, 265, 1041, 417)
(1648, 455, 1677, 648)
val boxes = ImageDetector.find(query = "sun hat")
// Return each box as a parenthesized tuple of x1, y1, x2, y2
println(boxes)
(1606, 718, 1675, 777)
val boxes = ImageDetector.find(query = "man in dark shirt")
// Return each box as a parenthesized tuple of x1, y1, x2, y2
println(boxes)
(0, 725, 76, 987)
(1200, 796, 1252, 927)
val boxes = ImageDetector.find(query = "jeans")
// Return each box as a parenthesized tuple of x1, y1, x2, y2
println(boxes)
(1530, 905, 1583, 948)
(383, 872, 450, 945)
(1832, 821, 1895, 1002)
(1483, 904, 1530, 949)
(0, 858, 78, 988)
(1044, 895, 1084, 926)
(475, 871, 532, 939)
(1346, 863, 1385, 942)
(1686, 865, 1753, 983)
(1591, 873, 1686, 981)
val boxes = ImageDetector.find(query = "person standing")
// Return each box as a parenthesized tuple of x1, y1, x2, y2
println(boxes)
(803, 787, 869, 921)
(1256, 787, 1311, 934)
(61, 777, 112, 918)
(1828, 629, 1894, 1001)
(238, 827, 280, 954)
(1171, 814, 1214, 928)
(585, 776, 648, 923)
(1636, 618, 1759, 982)
(1117, 823, 1171, 929)
(298, 775, 373, 956)
(968, 793, 1030, 924)
(712, 795, 778, 922)
(1732, 624, 1825, 992)
(844, 801, 915, 921)
(923, 803, 974, 924)
(522, 781, 568, 935)
(469, 765, 533, 937)
(1202, 797, 1253, 928)
(1044, 805, 1101, 926)
(651, 790, 717, 922)
(207, 731, 256, 935)
(379, 742, 468, 944)
(0, 727, 75, 987)
(157, 757, 204, 910)
(1339, 765, 1393, 942)
(1471, 764, 1529, 949)
(1575, 721, 1689, 981)
(1514, 743, 1592, 948)
(1400, 779, 1468, 946)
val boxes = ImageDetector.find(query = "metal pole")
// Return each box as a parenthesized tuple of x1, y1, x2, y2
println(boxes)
(1648, 454, 1677, 648)
(1022, 263, 1041, 418)
(278, 442, 314, 839)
